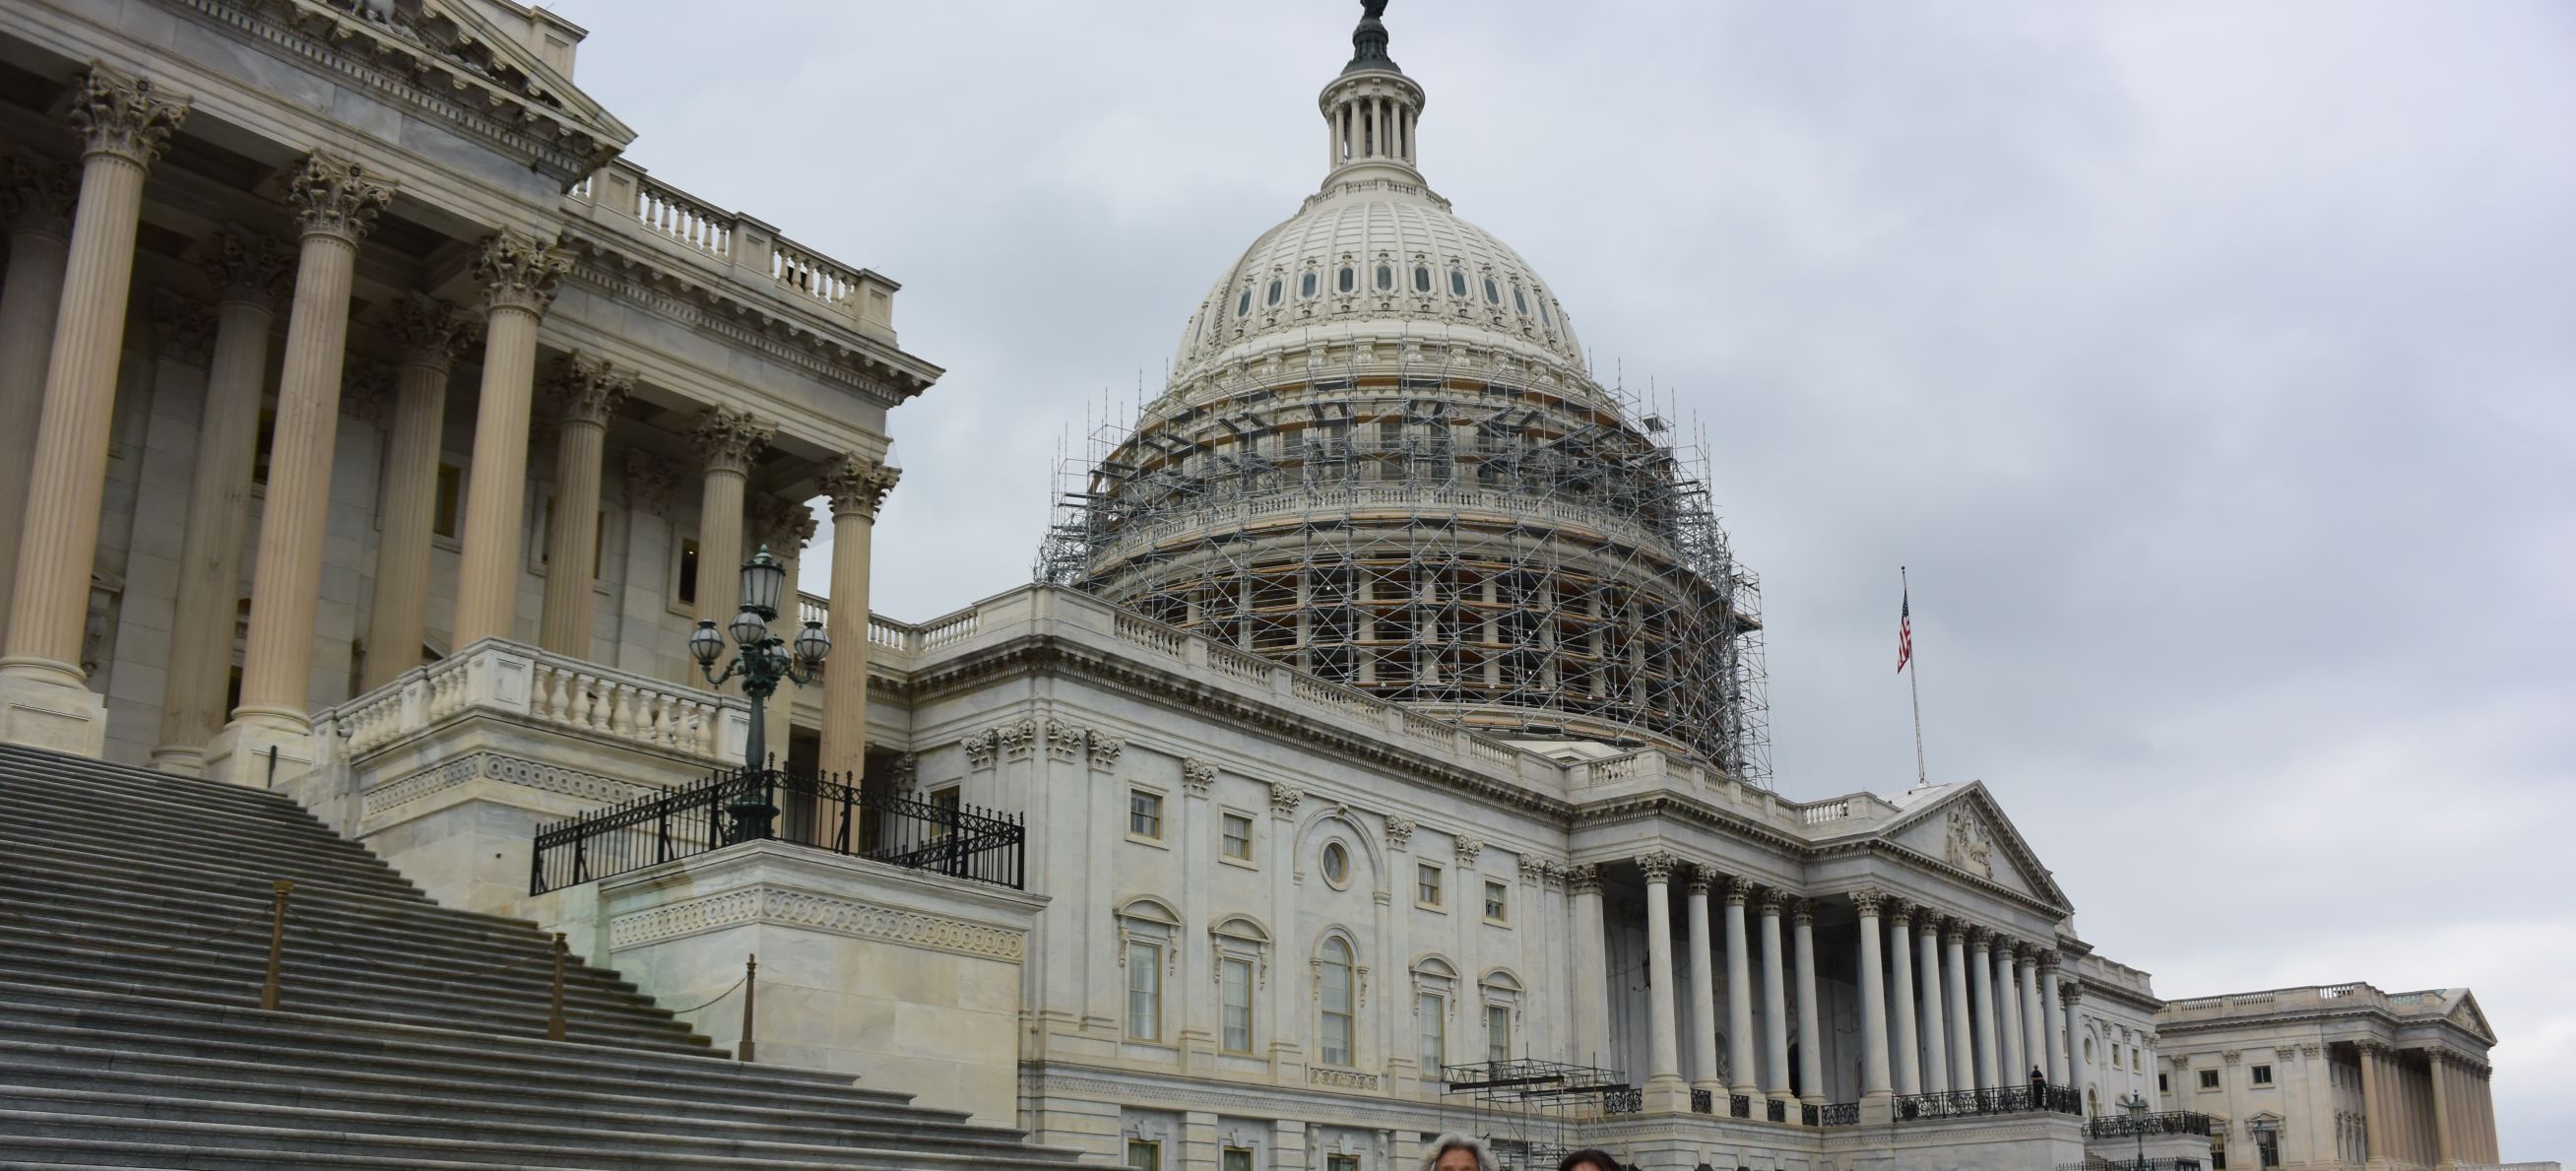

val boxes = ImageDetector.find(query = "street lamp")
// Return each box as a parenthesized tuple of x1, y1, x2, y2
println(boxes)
(687, 546, 829, 839)
(2119, 1090, 2151, 1171)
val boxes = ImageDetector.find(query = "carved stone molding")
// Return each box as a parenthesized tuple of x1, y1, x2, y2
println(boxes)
(2222, 1050, 2242, 1066)
(1759, 887, 1787, 916)
(622, 451, 681, 517)
(747, 494, 817, 556)
(65, 64, 188, 167)
(961, 728, 998, 771)
(547, 350, 633, 427)
(198, 228, 294, 309)
(1539, 862, 1566, 892)
(1452, 835, 1483, 865)
(1180, 757, 1216, 796)
(887, 752, 918, 795)
(1086, 732, 1125, 772)
(1309, 1067, 1379, 1091)
(1684, 866, 1713, 896)
(1851, 888, 1886, 917)
(1, 152, 76, 235)
(148, 291, 218, 368)
(1791, 897, 1815, 927)
(609, 884, 1023, 961)
(1267, 782, 1304, 819)
(1043, 721, 1085, 764)
(1518, 857, 1546, 884)
(689, 405, 773, 475)
(1723, 875, 1755, 907)
(1566, 863, 1602, 895)
(1886, 901, 1912, 928)
(475, 227, 573, 314)
(283, 152, 393, 243)
(360, 749, 653, 823)
(995, 718, 1037, 762)
(1945, 919, 1968, 944)
(1967, 925, 1994, 949)
(2039, 950, 2063, 975)
(1637, 850, 1681, 883)
(817, 453, 901, 521)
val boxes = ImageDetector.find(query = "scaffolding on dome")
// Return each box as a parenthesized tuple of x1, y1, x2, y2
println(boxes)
(1036, 360, 1770, 787)
(1434, 1058, 1633, 1171)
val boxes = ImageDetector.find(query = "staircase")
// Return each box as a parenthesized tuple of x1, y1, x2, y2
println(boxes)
(0, 745, 1089, 1168)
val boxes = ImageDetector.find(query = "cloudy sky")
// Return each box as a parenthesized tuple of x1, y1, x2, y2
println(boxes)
(543, 0, 2573, 1154)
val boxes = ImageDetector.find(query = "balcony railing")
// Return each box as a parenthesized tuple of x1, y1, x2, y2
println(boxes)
(1601, 1088, 1643, 1115)
(1690, 1088, 1712, 1115)
(1803, 1101, 1861, 1127)
(2090, 1112, 2218, 1139)
(1896, 1084, 2084, 1122)
(530, 767, 1025, 894)
(1729, 1092, 1751, 1119)
(2060, 1161, 2203, 1171)
(565, 161, 895, 337)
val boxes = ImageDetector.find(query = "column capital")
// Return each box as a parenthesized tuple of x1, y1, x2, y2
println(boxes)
(1567, 863, 1603, 895)
(1943, 918, 1967, 944)
(1851, 888, 1886, 917)
(1790, 897, 1813, 926)
(818, 453, 902, 520)
(2016, 941, 2042, 965)
(1966, 925, 1994, 949)
(1683, 866, 1713, 896)
(283, 153, 392, 243)
(547, 350, 634, 426)
(749, 493, 817, 556)
(63, 63, 188, 167)
(2355, 1039, 2389, 1056)
(1380, 813, 1413, 849)
(1917, 914, 1945, 939)
(623, 451, 682, 516)
(1758, 887, 1787, 916)
(379, 293, 478, 371)
(2059, 978, 2085, 1006)
(690, 406, 774, 474)
(2039, 950, 2063, 974)
(198, 228, 295, 310)
(1637, 850, 1682, 883)
(474, 228, 572, 314)
(1723, 875, 1754, 907)
(342, 359, 397, 429)
(1267, 781, 1303, 819)
(3, 152, 78, 236)
(1885, 900, 1912, 928)
(149, 291, 218, 368)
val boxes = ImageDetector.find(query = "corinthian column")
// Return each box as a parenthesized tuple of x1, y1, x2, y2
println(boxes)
(1917, 917, 1951, 1093)
(219, 156, 392, 764)
(1759, 889, 1792, 1105)
(2018, 944, 2046, 1085)
(1792, 899, 1823, 1106)
(0, 154, 78, 644)
(1723, 876, 1757, 1099)
(1888, 902, 1921, 1095)
(450, 229, 570, 646)
(1968, 927, 2000, 1088)
(1944, 920, 1975, 1091)
(0, 66, 186, 755)
(1639, 851, 1685, 1099)
(536, 352, 631, 656)
(151, 229, 291, 771)
(2040, 952, 2069, 1086)
(1567, 864, 1609, 1068)
(360, 295, 473, 689)
(1683, 868, 1721, 1096)
(816, 451, 898, 778)
(1853, 890, 1893, 1105)
(1995, 940, 2028, 1084)
(2063, 981, 2090, 1113)
(688, 407, 772, 627)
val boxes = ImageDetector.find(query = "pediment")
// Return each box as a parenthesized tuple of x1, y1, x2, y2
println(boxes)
(1882, 785, 2071, 911)
(2447, 991, 2496, 1043)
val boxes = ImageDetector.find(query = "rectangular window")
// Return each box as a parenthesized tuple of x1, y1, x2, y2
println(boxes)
(2159, 1073, 2170, 1093)
(1127, 1139, 1160, 1170)
(1328, 1157, 1359, 1171)
(1487, 1003, 1512, 1064)
(2212, 1137, 2227, 1171)
(1320, 966, 1353, 1066)
(1417, 993, 1444, 1073)
(1483, 879, 1509, 923)
(1129, 789, 1164, 839)
(1126, 941, 1161, 1040)
(2251, 1064, 2273, 1085)
(1220, 957, 1254, 1054)
(676, 537, 701, 605)
(1416, 862, 1443, 908)
(1223, 1151, 1255, 1171)
(1221, 812, 1254, 860)
(2199, 1069, 2221, 1090)
(431, 462, 463, 539)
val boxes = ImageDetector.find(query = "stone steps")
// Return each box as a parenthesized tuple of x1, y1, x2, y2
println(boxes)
(0, 744, 1085, 1168)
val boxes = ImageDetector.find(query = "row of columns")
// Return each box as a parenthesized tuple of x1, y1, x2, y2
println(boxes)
(2356, 1042, 2498, 1168)
(0, 63, 901, 779)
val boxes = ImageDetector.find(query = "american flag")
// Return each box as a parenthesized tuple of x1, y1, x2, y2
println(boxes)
(1897, 586, 1913, 675)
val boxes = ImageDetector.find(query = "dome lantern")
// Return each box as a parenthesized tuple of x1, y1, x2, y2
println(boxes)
(1320, 1, 1426, 189)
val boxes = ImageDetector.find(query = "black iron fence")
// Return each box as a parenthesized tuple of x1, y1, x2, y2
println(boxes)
(1602, 1088, 1643, 1115)
(1729, 1092, 1751, 1119)
(2089, 1112, 2218, 1139)
(530, 767, 1026, 894)
(2060, 1161, 2203, 1171)
(1803, 1101, 1859, 1127)
(1895, 1083, 2084, 1121)
(1691, 1088, 1712, 1115)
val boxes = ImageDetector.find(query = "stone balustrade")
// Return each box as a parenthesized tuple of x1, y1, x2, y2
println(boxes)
(565, 161, 897, 342)
(333, 638, 747, 766)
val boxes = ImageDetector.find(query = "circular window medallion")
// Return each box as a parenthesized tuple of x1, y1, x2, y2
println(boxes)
(1321, 841, 1352, 888)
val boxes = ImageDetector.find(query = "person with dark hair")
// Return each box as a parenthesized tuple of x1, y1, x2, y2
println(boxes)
(1557, 1149, 1621, 1171)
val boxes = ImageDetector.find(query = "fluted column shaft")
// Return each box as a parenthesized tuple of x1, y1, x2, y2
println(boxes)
(1968, 931, 2000, 1089)
(2359, 1043, 2385, 1164)
(231, 157, 390, 733)
(2040, 959, 2068, 1085)
(1684, 873, 1720, 1092)
(360, 297, 470, 690)
(1995, 944, 2028, 1083)
(1569, 867, 1609, 1067)
(1759, 893, 1791, 1101)
(817, 454, 898, 779)
(0, 158, 76, 645)
(1945, 926, 1975, 1091)
(1854, 893, 1892, 1098)
(450, 231, 565, 646)
(153, 233, 287, 769)
(2063, 985, 2090, 1113)
(1723, 879, 1757, 1097)
(1888, 907, 1921, 1095)
(1792, 902, 1823, 1105)
(1, 71, 185, 708)
(1640, 854, 1684, 1091)
(1917, 921, 1950, 1093)
(2428, 1051, 2455, 1167)
(2018, 949, 2045, 1083)
(537, 355, 631, 656)
(688, 408, 772, 634)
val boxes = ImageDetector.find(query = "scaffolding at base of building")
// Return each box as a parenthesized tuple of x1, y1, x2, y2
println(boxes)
(1038, 362, 1770, 787)
(1437, 1058, 1633, 1171)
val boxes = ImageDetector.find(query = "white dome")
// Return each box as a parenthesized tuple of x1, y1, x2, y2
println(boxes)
(1173, 188, 1585, 381)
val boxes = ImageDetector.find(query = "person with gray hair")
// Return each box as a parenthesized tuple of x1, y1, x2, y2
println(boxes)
(1418, 1132, 1497, 1171)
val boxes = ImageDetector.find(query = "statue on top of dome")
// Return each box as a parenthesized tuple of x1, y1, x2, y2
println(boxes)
(1348, 0, 1401, 74)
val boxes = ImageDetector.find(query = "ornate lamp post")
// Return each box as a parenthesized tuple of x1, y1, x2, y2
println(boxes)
(687, 546, 829, 839)
(2119, 1090, 2152, 1171)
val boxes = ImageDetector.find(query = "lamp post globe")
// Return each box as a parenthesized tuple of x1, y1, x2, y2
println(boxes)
(689, 545, 829, 841)
(2118, 1090, 2150, 1171)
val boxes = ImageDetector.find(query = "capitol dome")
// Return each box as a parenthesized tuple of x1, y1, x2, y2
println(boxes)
(1043, 2, 1769, 780)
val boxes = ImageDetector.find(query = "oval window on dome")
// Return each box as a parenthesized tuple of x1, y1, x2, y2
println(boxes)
(1483, 277, 1501, 304)
(1513, 284, 1528, 315)
(1450, 268, 1468, 297)
(1239, 288, 1254, 316)
(1413, 265, 1432, 293)
(1538, 294, 1553, 327)
(1301, 271, 1319, 298)
(1337, 266, 1356, 293)
(1267, 279, 1283, 307)
(1376, 264, 1394, 292)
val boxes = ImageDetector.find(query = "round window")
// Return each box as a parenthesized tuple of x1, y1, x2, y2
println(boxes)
(1337, 267, 1356, 293)
(1483, 277, 1501, 304)
(1267, 279, 1283, 306)
(1301, 271, 1319, 298)
(1376, 264, 1393, 292)
(1239, 288, 1254, 316)
(1321, 841, 1352, 887)
(1449, 268, 1468, 297)
(1414, 265, 1433, 293)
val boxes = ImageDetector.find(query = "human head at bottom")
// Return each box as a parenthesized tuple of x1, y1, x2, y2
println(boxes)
(1557, 1149, 1623, 1171)
(1419, 1134, 1496, 1171)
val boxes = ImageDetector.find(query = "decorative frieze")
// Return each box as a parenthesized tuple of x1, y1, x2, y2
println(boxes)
(610, 884, 1024, 961)
(1308, 1068, 1379, 1091)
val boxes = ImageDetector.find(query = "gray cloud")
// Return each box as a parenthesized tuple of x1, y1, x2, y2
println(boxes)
(546, 1, 2576, 1153)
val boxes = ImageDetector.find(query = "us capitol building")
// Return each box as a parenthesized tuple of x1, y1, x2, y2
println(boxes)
(0, 1, 2522, 1169)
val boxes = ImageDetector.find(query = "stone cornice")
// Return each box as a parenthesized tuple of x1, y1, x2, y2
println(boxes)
(611, 882, 1024, 962)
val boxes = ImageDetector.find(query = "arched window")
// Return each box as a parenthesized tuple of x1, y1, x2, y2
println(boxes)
(1238, 288, 1254, 316)
(1301, 271, 1319, 298)
(1483, 277, 1501, 304)
(1512, 284, 1528, 315)
(1337, 266, 1356, 294)
(1413, 265, 1433, 293)
(1319, 938, 1355, 1066)
(1266, 279, 1282, 306)
(1449, 268, 1468, 297)
(1375, 264, 1394, 292)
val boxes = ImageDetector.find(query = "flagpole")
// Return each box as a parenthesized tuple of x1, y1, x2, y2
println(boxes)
(1904, 565, 1927, 788)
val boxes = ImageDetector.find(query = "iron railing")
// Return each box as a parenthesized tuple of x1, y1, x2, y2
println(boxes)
(2060, 1161, 2203, 1171)
(1602, 1088, 1643, 1115)
(530, 767, 1026, 894)
(1896, 1084, 2084, 1121)
(1807, 1101, 1860, 1127)
(1768, 1098, 1787, 1123)
(1729, 1092, 1752, 1119)
(1691, 1088, 1712, 1114)
(2090, 1112, 2218, 1139)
